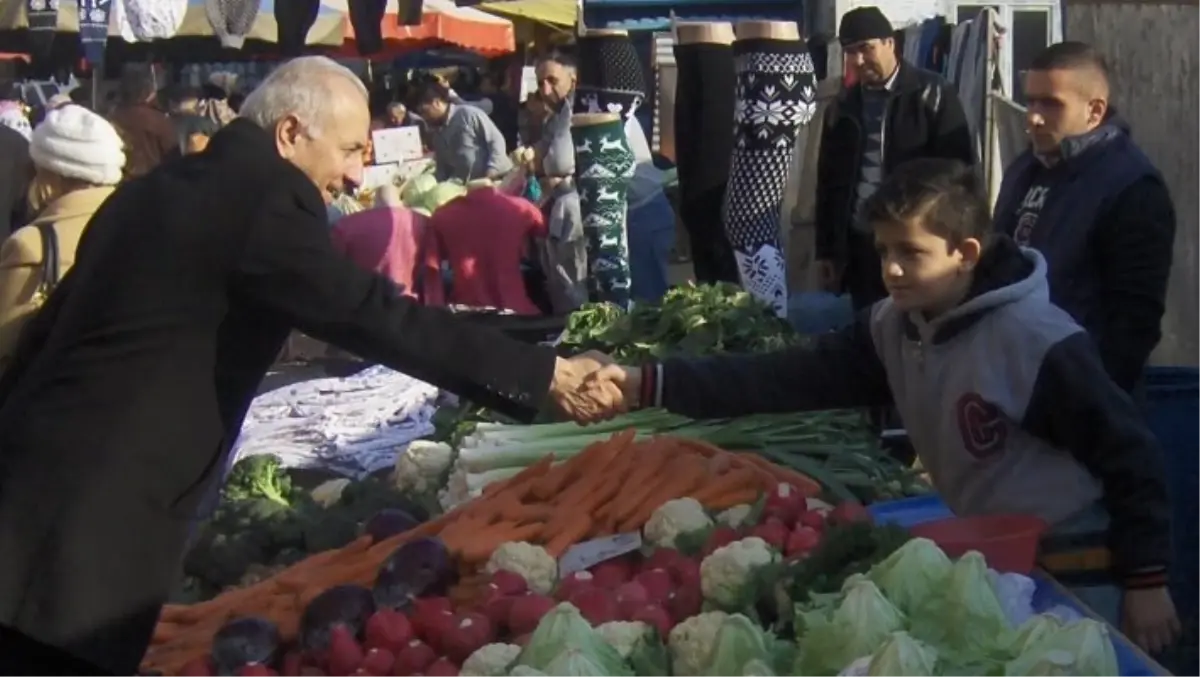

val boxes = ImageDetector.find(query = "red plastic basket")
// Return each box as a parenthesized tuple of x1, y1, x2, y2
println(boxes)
(910, 514, 1048, 574)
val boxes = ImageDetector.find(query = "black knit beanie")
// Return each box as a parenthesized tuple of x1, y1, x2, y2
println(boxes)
(839, 6, 893, 46)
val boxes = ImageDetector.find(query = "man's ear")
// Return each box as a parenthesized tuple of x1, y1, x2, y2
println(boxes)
(275, 114, 302, 159)
(959, 237, 983, 271)
(1087, 97, 1109, 126)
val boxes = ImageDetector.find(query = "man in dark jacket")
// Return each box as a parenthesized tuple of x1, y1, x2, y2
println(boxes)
(993, 42, 1175, 394)
(0, 124, 30, 233)
(0, 57, 616, 675)
(815, 6, 975, 309)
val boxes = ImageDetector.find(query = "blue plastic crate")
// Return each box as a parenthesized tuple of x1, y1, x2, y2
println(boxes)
(867, 494, 953, 528)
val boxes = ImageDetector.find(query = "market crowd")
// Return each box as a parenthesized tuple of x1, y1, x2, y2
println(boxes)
(0, 10, 1184, 674)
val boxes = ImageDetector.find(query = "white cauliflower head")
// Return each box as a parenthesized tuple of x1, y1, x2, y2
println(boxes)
(596, 621, 651, 659)
(485, 542, 558, 595)
(668, 611, 729, 676)
(309, 478, 351, 508)
(700, 537, 779, 608)
(643, 497, 713, 549)
(461, 643, 521, 676)
(716, 503, 754, 529)
(393, 440, 454, 494)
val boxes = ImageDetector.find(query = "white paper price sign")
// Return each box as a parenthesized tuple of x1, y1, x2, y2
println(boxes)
(372, 126, 423, 165)
(558, 532, 642, 576)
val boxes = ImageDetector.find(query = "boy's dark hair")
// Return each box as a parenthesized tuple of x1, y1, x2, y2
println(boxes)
(176, 114, 219, 140)
(1030, 41, 1109, 79)
(864, 158, 992, 247)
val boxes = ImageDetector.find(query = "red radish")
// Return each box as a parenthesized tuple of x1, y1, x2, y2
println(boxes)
(634, 569, 673, 605)
(701, 527, 740, 556)
(568, 586, 620, 625)
(508, 594, 556, 636)
(641, 549, 684, 573)
(235, 666, 277, 676)
(763, 482, 807, 524)
(361, 648, 395, 676)
(441, 612, 494, 663)
(829, 501, 870, 525)
(424, 658, 460, 676)
(669, 558, 701, 590)
(489, 570, 529, 596)
(630, 604, 673, 637)
(281, 651, 305, 676)
(786, 526, 822, 558)
(555, 571, 596, 601)
(667, 584, 703, 624)
(365, 609, 414, 653)
(796, 510, 826, 532)
(481, 593, 516, 631)
(329, 626, 365, 677)
(614, 581, 649, 607)
(751, 520, 788, 551)
(589, 557, 633, 588)
(353, 669, 372, 676)
(179, 657, 215, 676)
(300, 669, 327, 677)
(410, 598, 455, 647)
(413, 611, 456, 651)
(392, 640, 436, 675)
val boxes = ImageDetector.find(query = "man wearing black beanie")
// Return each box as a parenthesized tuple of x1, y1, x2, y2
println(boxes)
(815, 5, 975, 309)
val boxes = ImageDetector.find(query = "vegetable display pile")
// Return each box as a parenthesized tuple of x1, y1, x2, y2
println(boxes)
(177, 446, 451, 603)
(439, 409, 928, 510)
(142, 431, 1123, 676)
(560, 284, 802, 362)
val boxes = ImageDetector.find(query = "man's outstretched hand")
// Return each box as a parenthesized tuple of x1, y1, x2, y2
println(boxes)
(548, 354, 627, 423)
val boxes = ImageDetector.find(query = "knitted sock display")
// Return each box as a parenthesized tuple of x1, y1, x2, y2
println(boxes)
(674, 41, 739, 285)
(113, 0, 187, 42)
(574, 33, 646, 119)
(26, 0, 60, 63)
(274, 0, 320, 56)
(204, 0, 258, 49)
(572, 116, 635, 308)
(722, 38, 817, 316)
(77, 0, 110, 66)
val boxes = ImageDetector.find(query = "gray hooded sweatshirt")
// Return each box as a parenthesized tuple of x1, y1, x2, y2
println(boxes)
(648, 237, 1171, 585)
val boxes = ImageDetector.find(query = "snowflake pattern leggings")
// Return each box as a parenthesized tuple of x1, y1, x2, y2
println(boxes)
(721, 38, 817, 316)
(573, 116, 636, 308)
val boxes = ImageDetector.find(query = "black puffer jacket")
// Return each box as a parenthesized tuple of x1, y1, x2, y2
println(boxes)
(815, 61, 975, 264)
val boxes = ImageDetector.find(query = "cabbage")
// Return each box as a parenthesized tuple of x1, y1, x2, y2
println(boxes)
(912, 551, 1013, 660)
(1005, 619, 1118, 676)
(703, 614, 771, 676)
(741, 658, 776, 675)
(545, 647, 632, 676)
(867, 538, 953, 615)
(401, 172, 438, 205)
(420, 180, 467, 214)
(508, 667, 546, 676)
(517, 603, 630, 675)
(794, 578, 906, 675)
(1008, 614, 1063, 655)
(866, 632, 938, 676)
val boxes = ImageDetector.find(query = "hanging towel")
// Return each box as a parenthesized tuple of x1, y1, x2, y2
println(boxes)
(26, 0, 61, 63)
(112, 0, 187, 42)
(77, 0, 111, 66)
(205, 0, 260, 49)
(348, 0, 388, 56)
(274, 0, 320, 56)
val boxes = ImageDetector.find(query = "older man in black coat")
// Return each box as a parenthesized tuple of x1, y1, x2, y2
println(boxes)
(0, 57, 617, 674)
(0, 123, 30, 234)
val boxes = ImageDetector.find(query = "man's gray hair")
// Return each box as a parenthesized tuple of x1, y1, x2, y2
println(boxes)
(239, 56, 368, 136)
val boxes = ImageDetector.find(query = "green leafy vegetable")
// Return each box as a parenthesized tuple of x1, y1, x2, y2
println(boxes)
(866, 632, 939, 675)
(794, 577, 906, 675)
(223, 454, 293, 506)
(866, 537, 953, 615)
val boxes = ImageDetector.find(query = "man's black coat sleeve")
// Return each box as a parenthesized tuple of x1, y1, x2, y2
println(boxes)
(656, 310, 893, 419)
(929, 81, 976, 166)
(1023, 332, 1172, 583)
(232, 189, 557, 423)
(813, 112, 845, 263)
(1093, 176, 1175, 391)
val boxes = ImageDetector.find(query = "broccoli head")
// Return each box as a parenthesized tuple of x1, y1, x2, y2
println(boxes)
(223, 454, 293, 507)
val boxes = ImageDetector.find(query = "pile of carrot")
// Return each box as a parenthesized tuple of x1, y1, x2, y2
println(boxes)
(141, 431, 820, 675)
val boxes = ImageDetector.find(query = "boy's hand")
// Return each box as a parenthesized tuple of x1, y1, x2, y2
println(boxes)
(1122, 586, 1181, 653)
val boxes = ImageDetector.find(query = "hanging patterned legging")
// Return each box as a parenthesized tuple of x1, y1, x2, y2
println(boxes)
(574, 33, 647, 120)
(722, 38, 817, 317)
(572, 117, 635, 309)
(674, 41, 739, 285)
(26, 1, 111, 65)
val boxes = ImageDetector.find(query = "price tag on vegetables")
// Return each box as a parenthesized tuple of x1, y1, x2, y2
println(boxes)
(558, 532, 642, 576)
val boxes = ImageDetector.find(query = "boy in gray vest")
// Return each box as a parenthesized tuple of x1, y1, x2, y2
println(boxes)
(587, 157, 1180, 653)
